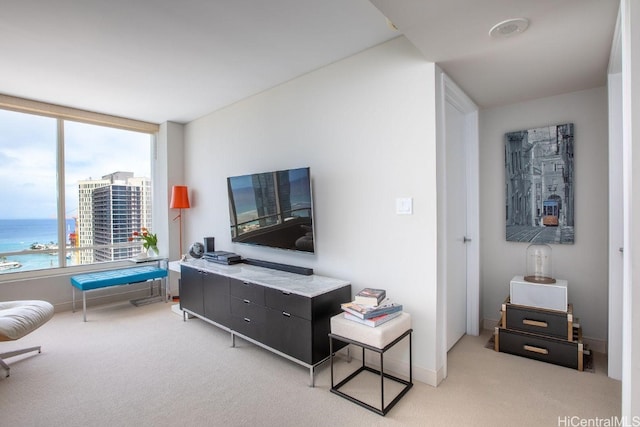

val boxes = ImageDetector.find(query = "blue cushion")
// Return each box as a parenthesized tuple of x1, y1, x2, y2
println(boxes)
(70, 266, 167, 291)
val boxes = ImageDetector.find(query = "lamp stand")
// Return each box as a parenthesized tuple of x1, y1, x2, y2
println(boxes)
(173, 209, 184, 257)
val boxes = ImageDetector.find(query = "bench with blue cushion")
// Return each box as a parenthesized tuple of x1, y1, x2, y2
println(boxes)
(71, 265, 168, 321)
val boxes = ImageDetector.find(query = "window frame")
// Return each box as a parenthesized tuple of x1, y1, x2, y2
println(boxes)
(0, 95, 159, 279)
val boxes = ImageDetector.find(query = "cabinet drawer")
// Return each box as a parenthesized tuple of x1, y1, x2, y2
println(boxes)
(265, 308, 313, 363)
(265, 287, 312, 320)
(496, 327, 583, 371)
(502, 301, 574, 341)
(229, 278, 265, 305)
(230, 297, 267, 323)
(231, 314, 266, 342)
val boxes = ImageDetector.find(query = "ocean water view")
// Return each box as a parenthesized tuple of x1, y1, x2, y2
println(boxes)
(0, 218, 76, 273)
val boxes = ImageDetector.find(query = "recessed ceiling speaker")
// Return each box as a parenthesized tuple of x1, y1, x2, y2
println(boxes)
(489, 18, 529, 38)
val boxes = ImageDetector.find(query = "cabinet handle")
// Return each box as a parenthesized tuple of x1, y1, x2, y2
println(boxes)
(243, 299, 250, 304)
(523, 319, 548, 328)
(523, 344, 549, 355)
(243, 281, 250, 286)
(282, 311, 291, 317)
(243, 317, 251, 323)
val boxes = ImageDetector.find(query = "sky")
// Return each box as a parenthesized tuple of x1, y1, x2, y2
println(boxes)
(0, 109, 152, 219)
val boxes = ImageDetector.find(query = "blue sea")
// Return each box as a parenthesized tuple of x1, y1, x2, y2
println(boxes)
(0, 218, 76, 273)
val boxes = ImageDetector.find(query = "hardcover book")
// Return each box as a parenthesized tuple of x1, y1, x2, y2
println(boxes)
(343, 310, 402, 327)
(354, 288, 386, 306)
(340, 300, 402, 319)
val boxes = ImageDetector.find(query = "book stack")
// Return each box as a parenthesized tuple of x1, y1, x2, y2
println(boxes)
(341, 288, 403, 327)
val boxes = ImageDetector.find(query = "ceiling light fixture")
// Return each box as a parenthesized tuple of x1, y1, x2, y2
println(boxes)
(489, 18, 529, 38)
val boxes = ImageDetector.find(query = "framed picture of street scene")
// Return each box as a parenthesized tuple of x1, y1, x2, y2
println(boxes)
(505, 123, 574, 244)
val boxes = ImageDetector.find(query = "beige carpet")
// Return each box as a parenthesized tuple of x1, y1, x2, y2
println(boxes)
(0, 301, 621, 427)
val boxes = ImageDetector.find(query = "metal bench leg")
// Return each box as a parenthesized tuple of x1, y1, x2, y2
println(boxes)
(163, 276, 168, 302)
(72, 287, 76, 313)
(83, 291, 87, 322)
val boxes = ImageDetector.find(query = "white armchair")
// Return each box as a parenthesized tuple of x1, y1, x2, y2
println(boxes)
(0, 300, 54, 377)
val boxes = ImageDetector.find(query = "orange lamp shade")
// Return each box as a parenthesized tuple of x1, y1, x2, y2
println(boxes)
(170, 185, 191, 209)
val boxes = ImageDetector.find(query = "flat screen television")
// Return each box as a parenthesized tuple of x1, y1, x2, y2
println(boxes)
(227, 167, 315, 253)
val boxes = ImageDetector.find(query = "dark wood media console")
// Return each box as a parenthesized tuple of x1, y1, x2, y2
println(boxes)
(178, 259, 351, 386)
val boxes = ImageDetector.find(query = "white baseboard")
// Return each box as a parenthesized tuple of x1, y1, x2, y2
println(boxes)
(171, 303, 194, 318)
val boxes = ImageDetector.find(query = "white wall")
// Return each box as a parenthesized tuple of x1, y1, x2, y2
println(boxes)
(479, 87, 609, 348)
(158, 121, 187, 297)
(621, 0, 640, 417)
(182, 37, 443, 385)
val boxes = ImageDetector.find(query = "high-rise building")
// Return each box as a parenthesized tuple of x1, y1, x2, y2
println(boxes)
(77, 172, 151, 264)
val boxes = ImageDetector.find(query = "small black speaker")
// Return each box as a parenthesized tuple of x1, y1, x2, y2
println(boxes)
(204, 237, 215, 253)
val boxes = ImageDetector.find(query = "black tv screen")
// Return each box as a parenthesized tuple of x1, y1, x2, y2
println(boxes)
(227, 167, 315, 253)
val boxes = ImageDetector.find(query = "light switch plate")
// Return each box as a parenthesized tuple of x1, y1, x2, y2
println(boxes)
(396, 197, 413, 215)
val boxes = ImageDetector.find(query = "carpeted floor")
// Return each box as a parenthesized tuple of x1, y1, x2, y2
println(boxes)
(0, 301, 621, 426)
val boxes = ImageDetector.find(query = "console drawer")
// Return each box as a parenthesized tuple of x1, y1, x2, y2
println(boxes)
(229, 278, 265, 305)
(230, 297, 266, 342)
(230, 297, 267, 323)
(231, 314, 266, 342)
(495, 327, 583, 371)
(502, 300, 574, 341)
(265, 287, 311, 320)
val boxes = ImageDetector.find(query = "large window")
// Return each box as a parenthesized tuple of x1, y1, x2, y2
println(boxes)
(0, 101, 158, 275)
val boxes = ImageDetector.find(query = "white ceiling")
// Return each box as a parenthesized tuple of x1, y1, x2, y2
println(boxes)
(372, 0, 619, 108)
(0, 0, 619, 124)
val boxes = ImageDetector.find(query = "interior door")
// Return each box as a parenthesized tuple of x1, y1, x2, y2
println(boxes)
(446, 100, 468, 351)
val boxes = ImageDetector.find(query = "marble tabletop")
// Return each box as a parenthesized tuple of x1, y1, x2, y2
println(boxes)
(170, 258, 350, 298)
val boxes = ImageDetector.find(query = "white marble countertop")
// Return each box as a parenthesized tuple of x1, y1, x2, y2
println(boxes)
(170, 258, 350, 298)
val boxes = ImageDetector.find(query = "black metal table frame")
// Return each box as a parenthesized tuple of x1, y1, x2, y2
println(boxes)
(329, 328, 413, 416)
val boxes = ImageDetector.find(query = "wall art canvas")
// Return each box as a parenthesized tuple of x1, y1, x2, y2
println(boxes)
(505, 123, 574, 244)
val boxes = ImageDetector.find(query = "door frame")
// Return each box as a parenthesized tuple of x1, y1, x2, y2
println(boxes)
(436, 70, 480, 382)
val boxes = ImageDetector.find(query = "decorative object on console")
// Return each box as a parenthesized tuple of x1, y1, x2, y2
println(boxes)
(188, 242, 204, 259)
(170, 185, 191, 257)
(204, 236, 215, 252)
(203, 251, 241, 264)
(242, 258, 313, 275)
(524, 243, 555, 284)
